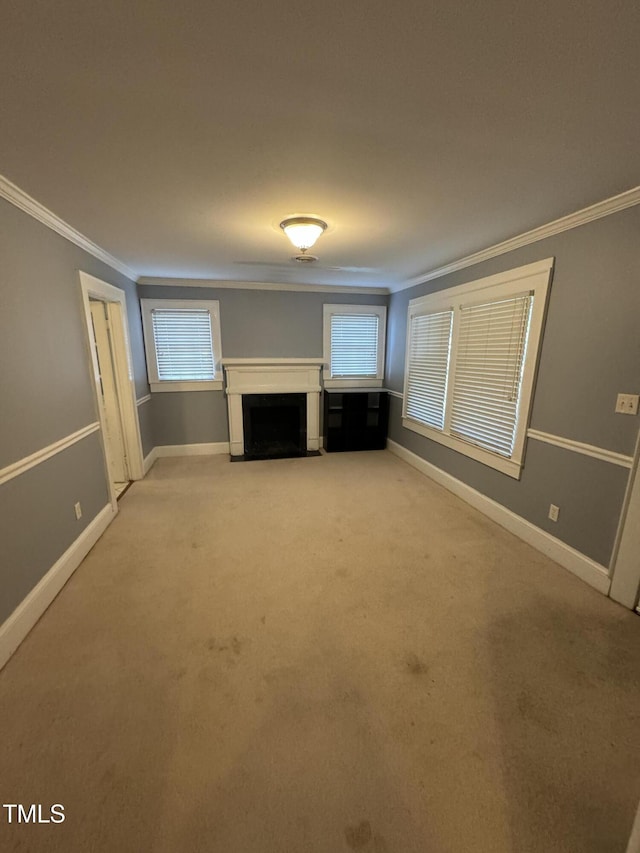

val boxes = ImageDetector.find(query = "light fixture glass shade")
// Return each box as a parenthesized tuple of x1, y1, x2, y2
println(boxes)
(280, 217, 327, 251)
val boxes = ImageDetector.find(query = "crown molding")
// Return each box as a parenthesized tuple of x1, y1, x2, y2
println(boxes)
(137, 277, 390, 296)
(394, 185, 640, 293)
(0, 174, 137, 282)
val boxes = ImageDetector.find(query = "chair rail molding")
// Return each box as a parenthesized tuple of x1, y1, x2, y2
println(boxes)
(527, 429, 634, 468)
(0, 423, 100, 487)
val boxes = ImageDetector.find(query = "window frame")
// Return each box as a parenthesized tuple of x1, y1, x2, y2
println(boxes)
(323, 303, 387, 389)
(140, 298, 223, 392)
(402, 258, 553, 478)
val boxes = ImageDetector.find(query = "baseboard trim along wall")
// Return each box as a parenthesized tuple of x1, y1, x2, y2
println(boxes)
(156, 442, 230, 457)
(0, 504, 115, 671)
(143, 442, 231, 474)
(386, 439, 611, 596)
(143, 447, 157, 474)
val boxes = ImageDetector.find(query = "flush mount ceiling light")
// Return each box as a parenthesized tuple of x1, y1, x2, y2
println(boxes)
(279, 216, 327, 263)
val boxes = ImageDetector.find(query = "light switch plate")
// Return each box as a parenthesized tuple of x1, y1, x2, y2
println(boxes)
(615, 393, 639, 415)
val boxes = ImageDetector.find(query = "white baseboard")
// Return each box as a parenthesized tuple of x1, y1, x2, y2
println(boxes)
(386, 439, 611, 595)
(143, 446, 157, 474)
(142, 443, 229, 474)
(155, 442, 230, 458)
(0, 504, 115, 671)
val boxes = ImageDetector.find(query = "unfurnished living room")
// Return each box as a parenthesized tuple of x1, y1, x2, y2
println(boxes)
(1, 2, 639, 852)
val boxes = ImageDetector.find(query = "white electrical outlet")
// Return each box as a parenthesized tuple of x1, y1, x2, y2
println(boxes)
(74, 502, 82, 520)
(548, 504, 559, 522)
(615, 393, 639, 415)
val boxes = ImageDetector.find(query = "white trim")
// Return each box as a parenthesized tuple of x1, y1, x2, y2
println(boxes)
(149, 380, 224, 393)
(401, 417, 522, 478)
(222, 357, 324, 366)
(387, 390, 404, 400)
(324, 378, 384, 389)
(0, 174, 136, 281)
(79, 272, 146, 506)
(402, 259, 553, 479)
(155, 442, 230, 457)
(138, 277, 389, 296)
(223, 362, 322, 455)
(609, 431, 640, 609)
(140, 297, 223, 391)
(323, 303, 387, 387)
(223, 364, 323, 395)
(386, 439, 611, 595)
(136, 394, 152, 407)
(0, 423, 100, 487)
(527, 429, 634, 469)
(0, 504, 114, 671)
(143, 447, 158, 474)
(625, 801, 640, 853)
(406, 257, 554, 306)
(395, 186, 640, 292)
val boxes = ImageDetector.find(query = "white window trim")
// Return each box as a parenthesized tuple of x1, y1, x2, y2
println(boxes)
(401, 258, 553, 479)
(322, 303, 387, 389)
(140, 298, 223, 392)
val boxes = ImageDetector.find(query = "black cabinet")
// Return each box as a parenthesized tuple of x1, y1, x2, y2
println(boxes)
(323, 389, 389, 452)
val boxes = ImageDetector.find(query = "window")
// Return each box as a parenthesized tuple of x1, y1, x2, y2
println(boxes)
(323, 304, 387, 388)
(141, 299, 223, 392)
(402, 258, 553, 477)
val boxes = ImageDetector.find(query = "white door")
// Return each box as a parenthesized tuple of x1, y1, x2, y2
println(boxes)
(610, 440, 640, 610)
(90, 300, 129, 485)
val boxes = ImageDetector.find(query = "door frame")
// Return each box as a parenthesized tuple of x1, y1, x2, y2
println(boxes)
(79, 271, 144, 510)
(89, 299, 129, 486)
(610, 429, 640, 610)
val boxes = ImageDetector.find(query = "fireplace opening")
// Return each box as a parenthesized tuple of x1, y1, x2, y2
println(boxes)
(242, 393, 307, 460)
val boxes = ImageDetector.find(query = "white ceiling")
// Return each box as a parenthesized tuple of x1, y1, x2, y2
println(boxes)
(1, 0, 639, 289)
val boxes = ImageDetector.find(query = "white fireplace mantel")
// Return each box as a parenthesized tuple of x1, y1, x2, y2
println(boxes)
(222, 358, 323, 457)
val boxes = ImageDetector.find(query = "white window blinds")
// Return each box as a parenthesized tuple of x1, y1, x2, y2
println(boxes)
(450, 295, 532, 457)
(405, 310, 453, 429)
(151, 307, 216, 381)
(330, 313, 380, 377)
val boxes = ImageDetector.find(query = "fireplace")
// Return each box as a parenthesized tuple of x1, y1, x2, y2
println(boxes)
(222, 359, 323, 459)
(242, 393, 306, 460)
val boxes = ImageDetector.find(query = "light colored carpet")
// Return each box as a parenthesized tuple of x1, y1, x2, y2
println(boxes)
(1, 450, 639, 852)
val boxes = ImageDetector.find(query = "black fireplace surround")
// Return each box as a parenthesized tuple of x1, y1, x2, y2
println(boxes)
(241, 393, 307, 460)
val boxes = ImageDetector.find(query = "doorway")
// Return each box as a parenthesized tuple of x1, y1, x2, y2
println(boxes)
(80, 272, 144, 510)
(610, 432, 640, 611)
(89, 299, 130, 497)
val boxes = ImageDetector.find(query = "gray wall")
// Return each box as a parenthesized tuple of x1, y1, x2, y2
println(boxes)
(386, 205, 640, 567)
(139, 285, 389, 445)
(137, 399, 156, 458)
(0, 197, 146, 624)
